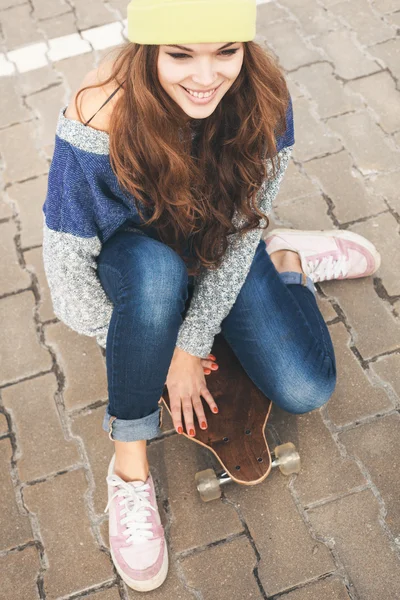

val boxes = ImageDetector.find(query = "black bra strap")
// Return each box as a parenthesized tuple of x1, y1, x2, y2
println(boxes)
(84, 79, 126, 127)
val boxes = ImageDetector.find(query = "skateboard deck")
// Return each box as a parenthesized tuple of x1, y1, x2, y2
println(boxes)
(161, 333, 273, 485)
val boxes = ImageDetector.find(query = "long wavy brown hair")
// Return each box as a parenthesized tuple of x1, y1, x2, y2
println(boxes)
(75, 41, 290, 276)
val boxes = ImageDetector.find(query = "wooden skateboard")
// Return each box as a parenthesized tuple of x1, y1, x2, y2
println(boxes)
(161, 333, 300, 502)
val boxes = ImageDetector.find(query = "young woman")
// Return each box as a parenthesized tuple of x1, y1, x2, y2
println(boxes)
(42, 0, 381, 592)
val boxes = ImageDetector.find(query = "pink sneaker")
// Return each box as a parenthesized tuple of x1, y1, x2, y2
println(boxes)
(104, 454, 168, 592)
(264, 228, 381, 283)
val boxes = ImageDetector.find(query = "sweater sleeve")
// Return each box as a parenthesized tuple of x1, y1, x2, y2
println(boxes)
(42, 137, 113, 348)
(175, 144, 293, 358)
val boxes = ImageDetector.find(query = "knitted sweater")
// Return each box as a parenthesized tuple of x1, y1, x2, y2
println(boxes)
(42, 99, 294, 358)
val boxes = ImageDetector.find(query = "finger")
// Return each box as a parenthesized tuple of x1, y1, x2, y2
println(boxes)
(191, 394, 208, 430)
(201, 359, 219, 371)
(208, 354, 216, 361)
(181, 395, 195, 437)
(199, 384, 219, 414)
(169, 392, 183, 434)
(203, 368, 211, 375)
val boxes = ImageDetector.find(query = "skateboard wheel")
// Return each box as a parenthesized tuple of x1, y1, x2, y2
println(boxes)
(195, 468, 222, 502)
(273, 442, 301, 475)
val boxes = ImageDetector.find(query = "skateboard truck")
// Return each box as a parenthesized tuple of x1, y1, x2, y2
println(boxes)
(195, 442, 300, 502)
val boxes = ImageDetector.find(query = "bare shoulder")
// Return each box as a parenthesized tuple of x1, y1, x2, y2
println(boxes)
(64, 61, 124, 133)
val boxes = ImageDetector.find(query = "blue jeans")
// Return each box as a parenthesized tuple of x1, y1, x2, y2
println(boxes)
(97, 228, 336, 442)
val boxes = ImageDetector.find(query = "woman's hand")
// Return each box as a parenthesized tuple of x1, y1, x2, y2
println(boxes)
(165, 347, 219, 437)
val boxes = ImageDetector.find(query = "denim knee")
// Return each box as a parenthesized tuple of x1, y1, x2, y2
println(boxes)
(274, 359, 337, 414)
(112, 242, 189, 320)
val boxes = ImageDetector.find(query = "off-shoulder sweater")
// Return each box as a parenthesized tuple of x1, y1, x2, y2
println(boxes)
(42, 100, 294, 358)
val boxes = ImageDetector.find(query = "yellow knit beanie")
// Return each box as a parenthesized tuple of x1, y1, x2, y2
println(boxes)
(127, 0, 256, 45)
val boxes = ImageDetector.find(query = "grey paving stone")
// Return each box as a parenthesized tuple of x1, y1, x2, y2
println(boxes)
(261, 21, 322, 71)
(0, 413, 8, 435)
(23, 469, 114, 598)
(75, 588, 120, 600)
(0, 121, 48, 184)
(346, 71, 400, 134)
(325, 322, 393, 426)
(303, 150, 386, 223)
(291, 98, 342, 162)
(0, 545, 40, 600)
(147, 434, 243, 554)
(73, 0, 116, 30)
(274, 194, 334, 229)
(180, 536, 262, 600)
(0, 439, 33, 551)
(292, 63, 362, 120)
(371, 38, 400, 81)
(327, 110, 398, 173)
(2, 373, 79, 482)
(44, 321, 108, 411)
(371, 354, 400, 399)
(317, 296, 338, 322)
(0, 194, 13, 220)
(313, 30, 380, 79)
(32, 0, 71, 21)
(0, 221, 31, 295)
(0, 76, 30, 128)
(350, 212, 400, 296)
(27, 82, 66, 150)
(372, 0, 400, 13)
(1, 4, 45, 50)
(320, 278, 400, 359)
(224, 473, 335, 596)
(24, 246, 55, 322)
(340, 414, 400, 537)
(366, 170, 400, 214)
(19, 66, 62, 96)
(0, 292, 52, 386)
(257, 1, 287, 24)
(7, 176, 48, 249)
(280, 0, 341, 36)
(308, 490, 400, 600)
(70, 406, 114, 517)
(53, 49, 97, 99)
(276, 160, 319, 204)
(36, 10, 77, 39)
(280, 576, 351, 599)
(328, 0, 395, 46)
(269, 403, 365, 506)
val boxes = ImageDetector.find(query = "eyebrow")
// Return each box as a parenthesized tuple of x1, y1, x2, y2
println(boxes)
(165, 42, 236, 52)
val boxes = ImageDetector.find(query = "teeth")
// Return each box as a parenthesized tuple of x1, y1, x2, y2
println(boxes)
(185, 87, 216, 99)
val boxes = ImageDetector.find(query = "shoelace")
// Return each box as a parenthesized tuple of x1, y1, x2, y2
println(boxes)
(104, 474, 157, 543)
(304, 253, 349, 283)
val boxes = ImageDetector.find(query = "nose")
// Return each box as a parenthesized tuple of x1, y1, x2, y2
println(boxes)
(191, 58, 218, 88)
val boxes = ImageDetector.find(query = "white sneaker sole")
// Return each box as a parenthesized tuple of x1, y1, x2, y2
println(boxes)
(107, 454, 169, 592)
(265, 228, 381, 274)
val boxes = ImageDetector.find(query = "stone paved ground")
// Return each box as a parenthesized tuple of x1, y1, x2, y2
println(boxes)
(0, 0, 399, 598)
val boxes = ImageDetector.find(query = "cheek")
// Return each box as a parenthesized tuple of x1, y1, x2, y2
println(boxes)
(158, 58, 184, 86)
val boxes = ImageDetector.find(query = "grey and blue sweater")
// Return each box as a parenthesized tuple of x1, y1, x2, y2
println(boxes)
(42, 99, 294, 358)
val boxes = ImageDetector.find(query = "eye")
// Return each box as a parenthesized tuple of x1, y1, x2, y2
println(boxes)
(167, 49, 239, 60)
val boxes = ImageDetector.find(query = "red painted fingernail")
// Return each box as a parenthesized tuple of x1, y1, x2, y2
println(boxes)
(213, 407, 218, 413)
(211, 364, 218, 370)
(189, 428, 195, 436)
(177, 426, 183, 434)
(205, 369, 211, 375)
(201, 421, 207, 428)
(209, 355, 216, 360)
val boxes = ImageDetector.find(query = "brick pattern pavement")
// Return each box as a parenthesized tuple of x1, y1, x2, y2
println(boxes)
(0, 0, 399, 598)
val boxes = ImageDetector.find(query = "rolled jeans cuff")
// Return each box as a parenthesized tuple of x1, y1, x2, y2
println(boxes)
(102, 405, 163, 442)
(279, 271, 316, 295)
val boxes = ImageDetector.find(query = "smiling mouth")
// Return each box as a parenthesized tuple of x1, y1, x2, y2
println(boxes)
(180, 83, 222, 99)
